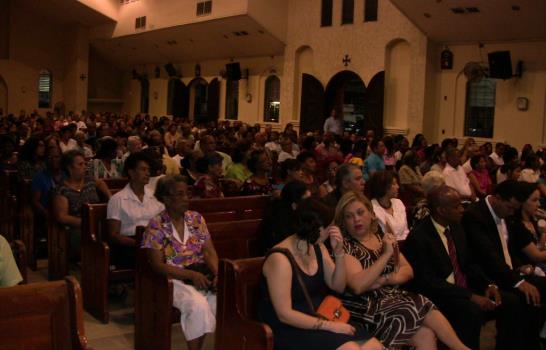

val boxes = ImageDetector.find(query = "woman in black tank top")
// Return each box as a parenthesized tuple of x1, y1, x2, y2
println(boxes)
(258, 200, 382, 350)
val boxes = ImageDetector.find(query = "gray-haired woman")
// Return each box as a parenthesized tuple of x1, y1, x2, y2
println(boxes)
(141, 175, 219, 350)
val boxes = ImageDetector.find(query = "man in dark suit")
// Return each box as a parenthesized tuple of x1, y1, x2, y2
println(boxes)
(461, 180, 546, 349)
(404, 186, 523, 350)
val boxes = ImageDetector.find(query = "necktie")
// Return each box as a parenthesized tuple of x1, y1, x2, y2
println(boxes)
(444, 227, 468, 288)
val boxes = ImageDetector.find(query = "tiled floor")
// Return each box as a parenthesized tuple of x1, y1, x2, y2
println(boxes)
(27, 260, 495, 350)
(28, 260, 215, 350)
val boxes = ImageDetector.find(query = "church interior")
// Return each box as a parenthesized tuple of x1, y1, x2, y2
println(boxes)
(0, 1, 546, 350)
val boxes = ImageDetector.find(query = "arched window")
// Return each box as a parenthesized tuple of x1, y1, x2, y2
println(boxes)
(225, 79, 239, 120)
(167, 79, 175, 115)
(38, 69, 52, 108)
(263, 75, 280, 122)
(140, 78, 149, 114)
(464, 77, 496, 138)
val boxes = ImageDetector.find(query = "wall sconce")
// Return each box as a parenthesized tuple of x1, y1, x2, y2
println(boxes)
(80, 74, 87, 81)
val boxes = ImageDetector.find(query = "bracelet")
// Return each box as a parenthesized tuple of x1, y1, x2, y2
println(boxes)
(487, 284, 499, 290)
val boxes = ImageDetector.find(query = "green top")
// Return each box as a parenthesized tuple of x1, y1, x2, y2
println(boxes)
(224, 163, 252, 182)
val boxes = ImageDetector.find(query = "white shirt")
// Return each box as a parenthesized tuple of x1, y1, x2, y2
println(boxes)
(107, 184, 165, 236)
(443, 164, 472, 198)
(371, 198, 409, 240)
(323, 116, 343, 135)
(265, 141, 282, 154)
(518, 169, 539, 183)
(172, 154, 183, 168)
(489, 152, 504, 166)
(430, 217, 455, 284)
(59, 138, 78, 153)
(278, 150, 299, 163)
(462, 159, 472, 174)
(484, 196, 514, 270)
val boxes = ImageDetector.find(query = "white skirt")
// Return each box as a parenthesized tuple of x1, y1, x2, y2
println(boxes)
(172, 279, 216, 341)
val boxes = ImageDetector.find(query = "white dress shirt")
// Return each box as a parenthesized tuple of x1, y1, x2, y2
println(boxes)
(443, 164, 472, 198)
(107, 184, 165, 236)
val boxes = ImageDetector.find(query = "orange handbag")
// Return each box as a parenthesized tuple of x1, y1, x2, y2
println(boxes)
(316, 295, 351, 323)
(270, 248, 350, 324)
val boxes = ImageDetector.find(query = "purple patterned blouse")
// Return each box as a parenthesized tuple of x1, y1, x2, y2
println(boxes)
(141, 210, 211, 268)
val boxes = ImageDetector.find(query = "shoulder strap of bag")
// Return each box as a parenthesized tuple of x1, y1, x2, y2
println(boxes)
(267, 247, 316, 315)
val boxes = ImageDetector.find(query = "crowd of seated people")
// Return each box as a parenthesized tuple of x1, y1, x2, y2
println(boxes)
(1, 108, 546, 349)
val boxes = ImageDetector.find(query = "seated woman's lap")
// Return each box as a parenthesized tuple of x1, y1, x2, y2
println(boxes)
(172, 279, 216, 341)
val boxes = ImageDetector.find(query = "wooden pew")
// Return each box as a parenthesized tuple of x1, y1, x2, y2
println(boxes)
(135, 218, 263, 350)
(81, 203, 134, 323)
(189, 195, 270, 222)
(10, 239, 28, 284)
(47, 215, 70, 281)
(18, 178, 38, 270)
(0, 276, 92, 350)
(216, 257, 273, 350)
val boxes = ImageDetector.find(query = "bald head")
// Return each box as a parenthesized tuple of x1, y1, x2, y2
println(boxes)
(428, 185, 464, 225)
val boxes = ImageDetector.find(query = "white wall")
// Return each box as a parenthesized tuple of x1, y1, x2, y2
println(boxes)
(433, 41, 546, 149)
(281, 0, 428, 137)
(112, 0, 248, 38)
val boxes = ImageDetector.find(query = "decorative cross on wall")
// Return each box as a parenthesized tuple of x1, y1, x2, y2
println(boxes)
(343, 54, 351, 67)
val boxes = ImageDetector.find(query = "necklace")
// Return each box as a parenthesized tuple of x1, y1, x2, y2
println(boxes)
(293, 238, 310, 256)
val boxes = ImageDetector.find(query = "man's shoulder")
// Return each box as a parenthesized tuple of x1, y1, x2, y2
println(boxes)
(408, 217, 433, 240)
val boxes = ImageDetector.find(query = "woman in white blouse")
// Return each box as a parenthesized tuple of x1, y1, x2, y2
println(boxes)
(367, 170, 409, 240)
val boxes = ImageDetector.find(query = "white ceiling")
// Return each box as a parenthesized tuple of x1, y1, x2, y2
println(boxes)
(390, 0, 546, 43)
(90, 15, 285, 66)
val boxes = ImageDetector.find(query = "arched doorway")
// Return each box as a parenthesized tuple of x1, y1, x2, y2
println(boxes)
(188, 77, 220, 123)
(363, 71, 385, 138)
(324, 71, 366, 135)
(188, 78, 208, 122)
(139, 78, 149, 114)
(167, 79, 189, 118)
(0, 75, 7, 115)
(299, 73, 324, 133)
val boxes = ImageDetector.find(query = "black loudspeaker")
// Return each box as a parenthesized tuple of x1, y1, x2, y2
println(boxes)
(488, 51, 512, 79)
(225, 62, 241, 80)
(164, 63, 177, 77)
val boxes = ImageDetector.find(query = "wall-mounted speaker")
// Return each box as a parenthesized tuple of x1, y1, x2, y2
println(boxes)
(225, 62, 241, 80)
(488, 51, 512, 80)
(164, 63, 177, 77)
